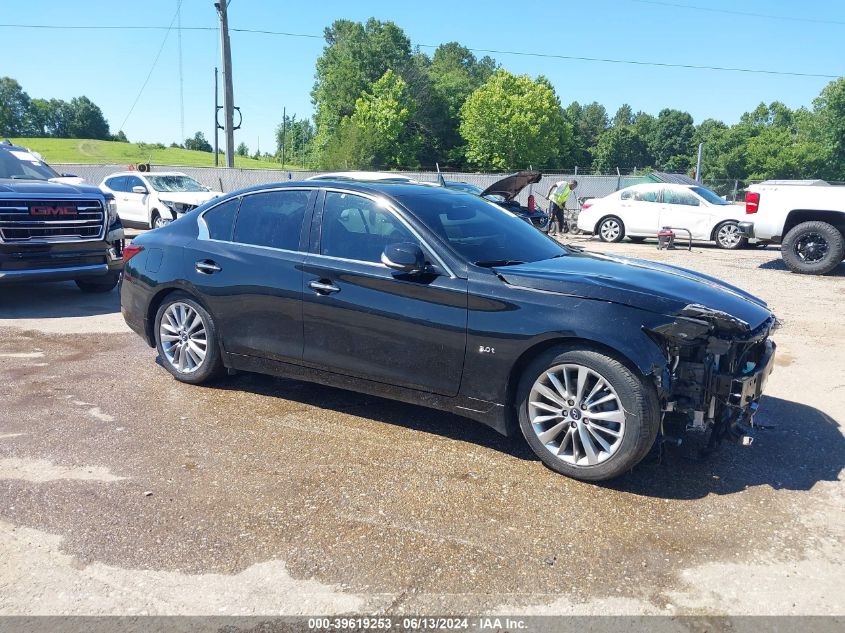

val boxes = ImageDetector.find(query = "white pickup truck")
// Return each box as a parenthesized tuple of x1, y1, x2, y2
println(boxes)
(739, 180, 845, 275)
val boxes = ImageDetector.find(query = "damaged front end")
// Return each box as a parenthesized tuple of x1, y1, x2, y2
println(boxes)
(646, 304, 777, 453)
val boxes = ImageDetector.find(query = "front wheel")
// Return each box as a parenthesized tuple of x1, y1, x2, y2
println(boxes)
(714, 221, 747, 249)
(516, 346, 659, 481)
(150, 211, 169, 230)
(781, 221, 845, 275)
(154, 293, 224, 384)
(597, 216, 625, 242)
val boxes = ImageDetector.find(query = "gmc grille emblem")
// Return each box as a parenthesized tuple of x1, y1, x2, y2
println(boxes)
(30, 205, 78, 216)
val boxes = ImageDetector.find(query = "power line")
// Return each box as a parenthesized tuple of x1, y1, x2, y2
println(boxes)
(0, 21, 840, 79)
(118, 2, 183, 132)
(629, 0, 845, 26)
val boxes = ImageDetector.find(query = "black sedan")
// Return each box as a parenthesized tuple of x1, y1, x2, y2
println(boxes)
(121, 181, 777, 481)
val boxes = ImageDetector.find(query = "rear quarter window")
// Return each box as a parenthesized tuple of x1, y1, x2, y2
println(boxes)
(203, 198, 240, 241)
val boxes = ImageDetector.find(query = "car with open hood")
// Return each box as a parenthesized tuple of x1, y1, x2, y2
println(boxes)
(100, 171, 222, 229)
(120, 181, 777, 482)
(441, 170, 550, 232)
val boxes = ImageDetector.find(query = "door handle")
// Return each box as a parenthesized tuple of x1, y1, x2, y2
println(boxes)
(195, 259, 222, 274)
(308, 280, 340, 295)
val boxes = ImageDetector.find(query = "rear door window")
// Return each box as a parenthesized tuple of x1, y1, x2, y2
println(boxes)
(632, 187, 660, 203)
(233, 190, 310, 251)
(663, 189, 700, 206)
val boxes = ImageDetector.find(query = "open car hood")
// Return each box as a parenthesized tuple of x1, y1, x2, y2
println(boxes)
(480, 171, 542, 201)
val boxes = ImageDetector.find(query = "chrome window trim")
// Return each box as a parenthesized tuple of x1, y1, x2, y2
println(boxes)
(197, 186, 455, 278)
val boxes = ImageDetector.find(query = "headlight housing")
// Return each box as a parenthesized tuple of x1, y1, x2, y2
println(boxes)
(105, 198, 118, 223)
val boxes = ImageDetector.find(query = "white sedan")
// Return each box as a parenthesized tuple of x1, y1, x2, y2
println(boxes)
(577, 183, 748, 249)
(100, 171, 222, 229)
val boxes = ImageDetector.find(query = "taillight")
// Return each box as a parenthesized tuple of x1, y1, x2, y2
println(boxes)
(122, 243, 144, 264)
(528, 194, 535, 211)
(582, 200, 593, 210)
(746, 191, 760, 214)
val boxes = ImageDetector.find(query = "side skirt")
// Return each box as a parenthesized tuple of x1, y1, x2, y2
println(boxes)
(223, 352, 509, 435)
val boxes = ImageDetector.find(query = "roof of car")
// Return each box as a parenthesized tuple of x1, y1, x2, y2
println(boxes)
(104, 171, 189, 179)
(0, 140, 30, 153)
(306, 171, 417, 183)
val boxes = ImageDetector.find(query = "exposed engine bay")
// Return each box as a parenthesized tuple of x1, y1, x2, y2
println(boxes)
(647, 304, 778, 453)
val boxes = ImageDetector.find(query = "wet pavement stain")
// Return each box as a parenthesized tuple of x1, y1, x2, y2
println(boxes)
(1, 326, 842, 613)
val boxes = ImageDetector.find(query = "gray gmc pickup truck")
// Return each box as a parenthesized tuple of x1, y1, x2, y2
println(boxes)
(0, 141, 124, 292)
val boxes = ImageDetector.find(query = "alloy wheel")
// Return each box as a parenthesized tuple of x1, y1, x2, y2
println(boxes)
(159, 302, 208, 374)
(600, 219, 621, 241)
(527, 363, 626, 467)
(794, 232, 829, 263)
(717, 223, 742, 248)
(153, 216, 169, 229)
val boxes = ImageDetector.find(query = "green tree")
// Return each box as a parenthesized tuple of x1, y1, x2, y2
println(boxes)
(423, 42, 497, 165)
(65, 96, 110, 139)
(811, 78, 845, 179)
(459, 69, 571, 171)
(340, 69, 420, 169)
(564, 101, 608, 169)
(0, 77, 34, 136)
(612, 103, 634, 127)
(184, 131, 212, 152)
(236, 142, 249, 157)
(647, 108, 695, 171)
(312, 19, 412, 152)
(275, 114, 316, 166)
(112, 130, 129, 142)
(592, 126, 650, 172)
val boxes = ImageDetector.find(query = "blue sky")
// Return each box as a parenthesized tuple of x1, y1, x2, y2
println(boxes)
(2, 0, 842, 152)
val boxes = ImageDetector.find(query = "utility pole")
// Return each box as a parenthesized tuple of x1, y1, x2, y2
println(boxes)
(281, 106, 286, 168)
(695, 142, 704, 182)
(215, 1, 235, 168)
(213, 66, 219, 167)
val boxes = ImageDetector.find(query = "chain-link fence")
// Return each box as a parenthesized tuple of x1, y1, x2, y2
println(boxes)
(54, 163, 654, 211)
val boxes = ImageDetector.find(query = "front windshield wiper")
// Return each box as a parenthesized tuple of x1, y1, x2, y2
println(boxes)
(474, 259, 525, 268)
(8, 175, 47, 180)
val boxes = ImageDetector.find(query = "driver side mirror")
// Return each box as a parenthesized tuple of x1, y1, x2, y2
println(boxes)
(132, 185, 147, 194)
(381, 242, 426, 274)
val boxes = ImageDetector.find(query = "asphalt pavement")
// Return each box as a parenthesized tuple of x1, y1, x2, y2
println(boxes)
(0, 239, 842, 616)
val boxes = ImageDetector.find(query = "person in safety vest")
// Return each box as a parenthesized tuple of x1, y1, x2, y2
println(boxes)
(547, 179, 577, 236)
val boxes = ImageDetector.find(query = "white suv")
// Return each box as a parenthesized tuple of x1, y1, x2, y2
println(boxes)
(100, 171, 222, 229)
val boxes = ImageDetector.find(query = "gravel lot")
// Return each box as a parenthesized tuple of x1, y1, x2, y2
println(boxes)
(0, 235, 842, 617)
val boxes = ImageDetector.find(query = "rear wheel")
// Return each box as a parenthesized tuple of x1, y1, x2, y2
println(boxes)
(75, 272, 119, 293)
(154, 293, 223, 384)
(597, 216, 625, 243)
(781, 221, 845, 275)
(516, 346, 659, 481)
(714, 221, 747, 249)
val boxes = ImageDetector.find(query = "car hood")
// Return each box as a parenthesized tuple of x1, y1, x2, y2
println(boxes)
(0, 178, 105, 197)
(156, 191, 221, 204)
(480, 171, 542, 201)
(496, 251, 772, 331)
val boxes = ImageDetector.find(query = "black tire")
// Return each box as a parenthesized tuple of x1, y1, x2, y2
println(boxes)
(713, 220, 747, 250)
(781, 221, 845, 275)
(628, 236, 647, 243)
(597, 216, 625, 243)
(75, 272, 119, 293)
(150, 210, 169, 230)
(154, 292, 224, 384)
(516, 345, 660, 482)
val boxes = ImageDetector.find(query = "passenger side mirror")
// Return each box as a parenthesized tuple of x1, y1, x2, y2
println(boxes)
(381, 242, 426, 274)
(132, 185, 147, 194)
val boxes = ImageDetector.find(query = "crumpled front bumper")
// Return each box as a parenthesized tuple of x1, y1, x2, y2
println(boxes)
(710, 338, 776, 409)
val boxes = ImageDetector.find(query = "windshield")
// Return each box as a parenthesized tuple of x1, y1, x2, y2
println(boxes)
(0, 148, 61, 181)
(690, 186, 730, 205)
(146, 175, 207, 192)
(392, 188, 566, 266)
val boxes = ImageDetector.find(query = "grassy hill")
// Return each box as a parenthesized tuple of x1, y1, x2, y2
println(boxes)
(10, 138, 298, 170)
